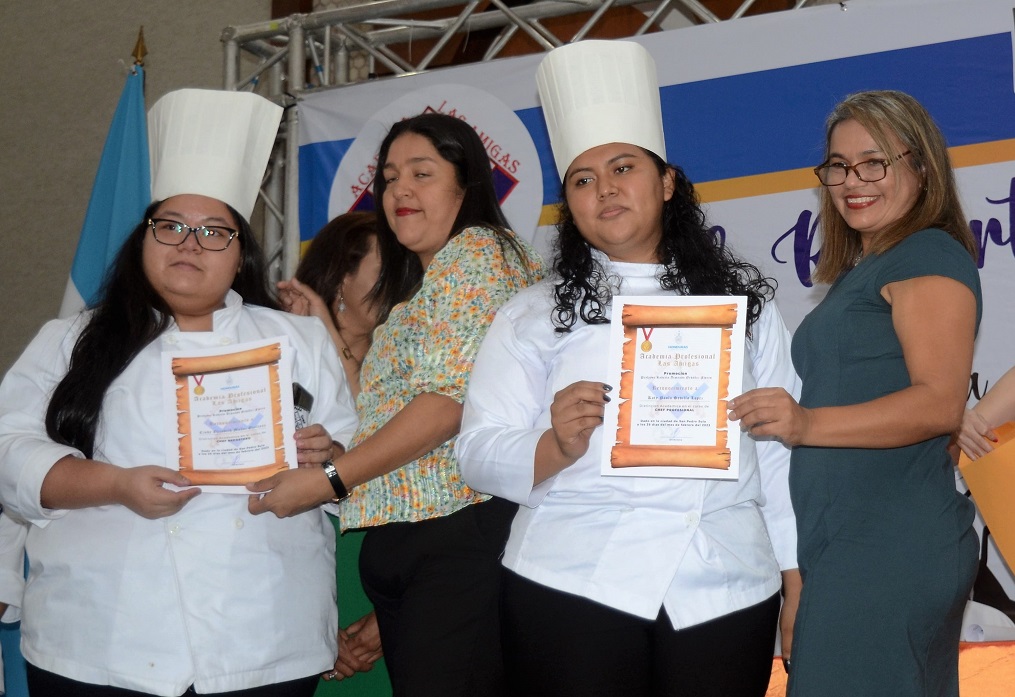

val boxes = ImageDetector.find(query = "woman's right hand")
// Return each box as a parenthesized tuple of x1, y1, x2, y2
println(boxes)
(39, 457, 200, 519)
(277, 283, 309, 317)
(539, 381, 611, 467)
(326, 611, 384, 680)
(955, 408, 998, 461)
(113, 465, 200, 519)
(532, 381, 611, 486)
(779, 569, 802, 670)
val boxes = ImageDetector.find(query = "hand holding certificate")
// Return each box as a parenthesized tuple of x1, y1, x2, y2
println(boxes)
(601, 296, 747, 480)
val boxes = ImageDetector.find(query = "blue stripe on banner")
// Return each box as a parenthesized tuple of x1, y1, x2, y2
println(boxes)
(515, 106, 559, 208)
(299, 139, 353, 241)
(513, 33, 1015, 206)
(662, 33, 1015, 184)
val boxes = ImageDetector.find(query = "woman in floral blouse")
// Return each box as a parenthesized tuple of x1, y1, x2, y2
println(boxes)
(251, 112, 544, 696)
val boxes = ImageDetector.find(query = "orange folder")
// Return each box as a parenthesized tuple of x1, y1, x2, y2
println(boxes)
(959, 421, 1015, 569)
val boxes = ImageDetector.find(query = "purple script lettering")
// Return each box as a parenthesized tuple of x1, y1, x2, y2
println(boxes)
(772, 209, 821, 288)
(969, 177, 1015, 267)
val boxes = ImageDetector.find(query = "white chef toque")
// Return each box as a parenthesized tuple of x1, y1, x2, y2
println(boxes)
(536, 39, 666, 181)
(148, 89, 283, 221)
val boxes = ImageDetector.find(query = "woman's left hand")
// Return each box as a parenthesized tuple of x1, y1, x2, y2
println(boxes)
(728, 388, 812, 447)
(779, 569, 802, 670)
(246, 423, 339, 517)
(247, 466, 333, 517)
(295, 424, 336, 467)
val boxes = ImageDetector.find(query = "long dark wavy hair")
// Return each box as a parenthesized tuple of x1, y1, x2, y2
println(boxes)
(551, 150, 775, 334)
(45, 200, 279, 459)
(371, 112, 533, 311)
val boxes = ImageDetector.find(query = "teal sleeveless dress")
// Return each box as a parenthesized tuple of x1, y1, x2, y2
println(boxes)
(788, 229, 981, 697)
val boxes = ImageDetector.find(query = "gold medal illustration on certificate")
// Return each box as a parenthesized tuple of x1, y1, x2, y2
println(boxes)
(640, 327, 653, 352)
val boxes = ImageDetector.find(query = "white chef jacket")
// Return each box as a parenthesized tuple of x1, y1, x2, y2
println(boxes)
(0, 291, 358, 696)
(457, 256, 799, 628)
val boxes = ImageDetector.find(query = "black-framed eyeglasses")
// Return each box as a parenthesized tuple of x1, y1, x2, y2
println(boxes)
(149, 218, 240, 251)
(813, 151, 912, 187)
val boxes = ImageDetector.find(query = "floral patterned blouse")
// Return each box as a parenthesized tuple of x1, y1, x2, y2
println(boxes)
(339, 225, 545, 529)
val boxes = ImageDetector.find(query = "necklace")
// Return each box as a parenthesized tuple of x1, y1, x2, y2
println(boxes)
(340, 344, 363, 367)
(336, 327, 368, 368)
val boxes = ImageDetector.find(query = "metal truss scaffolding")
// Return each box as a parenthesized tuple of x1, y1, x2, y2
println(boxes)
(221, 0, 821, 278)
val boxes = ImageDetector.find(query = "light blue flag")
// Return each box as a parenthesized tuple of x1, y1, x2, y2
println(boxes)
(59, 65, 150, 316)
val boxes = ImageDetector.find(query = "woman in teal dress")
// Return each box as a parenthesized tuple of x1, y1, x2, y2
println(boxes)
(729, 90, 980, 696)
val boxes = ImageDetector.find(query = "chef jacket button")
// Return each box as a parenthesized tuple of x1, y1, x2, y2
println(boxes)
(234, 518, 244, 529)
(169, 523, 181, 535)
(684, 512, 700, 527)
(219, 337, 232, 345)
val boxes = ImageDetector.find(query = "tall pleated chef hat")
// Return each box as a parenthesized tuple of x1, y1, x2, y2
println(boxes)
(536, 39, 666, 181)
(148, 89, 283, 221)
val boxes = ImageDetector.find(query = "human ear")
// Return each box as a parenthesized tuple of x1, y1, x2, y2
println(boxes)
(662, 167, 677, 202)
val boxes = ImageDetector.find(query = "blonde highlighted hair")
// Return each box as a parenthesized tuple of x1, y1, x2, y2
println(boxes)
(812, 90, 976, 284)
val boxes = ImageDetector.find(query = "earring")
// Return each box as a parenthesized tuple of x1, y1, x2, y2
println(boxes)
(337, 293, 346, 313)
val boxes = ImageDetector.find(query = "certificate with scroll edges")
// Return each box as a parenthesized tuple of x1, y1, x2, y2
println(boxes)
(162, 337, 298, 493)
(601, 296, 746, 480)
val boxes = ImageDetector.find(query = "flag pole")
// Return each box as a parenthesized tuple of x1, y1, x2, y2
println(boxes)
(133, 26, 147, 67)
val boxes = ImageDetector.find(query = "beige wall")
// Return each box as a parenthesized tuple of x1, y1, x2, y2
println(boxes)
(0, 0, 272, 374)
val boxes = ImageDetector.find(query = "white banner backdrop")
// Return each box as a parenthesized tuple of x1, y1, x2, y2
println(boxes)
(299, 0, 1015, 606)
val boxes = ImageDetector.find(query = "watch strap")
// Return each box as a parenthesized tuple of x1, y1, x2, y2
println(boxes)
(322, 460, 350, 501)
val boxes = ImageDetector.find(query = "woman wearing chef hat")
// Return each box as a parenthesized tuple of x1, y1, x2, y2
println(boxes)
(0, 88, 358, 697)
(457, 40, 800, 697)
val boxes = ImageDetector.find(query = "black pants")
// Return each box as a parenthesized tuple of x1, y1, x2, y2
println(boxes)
(502, 570, 781, 697)
(359, 497, 517, 697)
(26, 664, 319, 697)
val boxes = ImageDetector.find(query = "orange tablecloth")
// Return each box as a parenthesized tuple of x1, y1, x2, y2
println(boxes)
(765, 642, 1015, 696)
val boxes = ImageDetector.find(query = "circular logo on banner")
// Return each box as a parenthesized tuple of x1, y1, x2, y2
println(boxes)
(328, 84, 543, 247)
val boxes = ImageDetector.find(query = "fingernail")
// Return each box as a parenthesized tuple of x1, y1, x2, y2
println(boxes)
(604, 395, 611, 403)
(603, 384, 613, 392)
